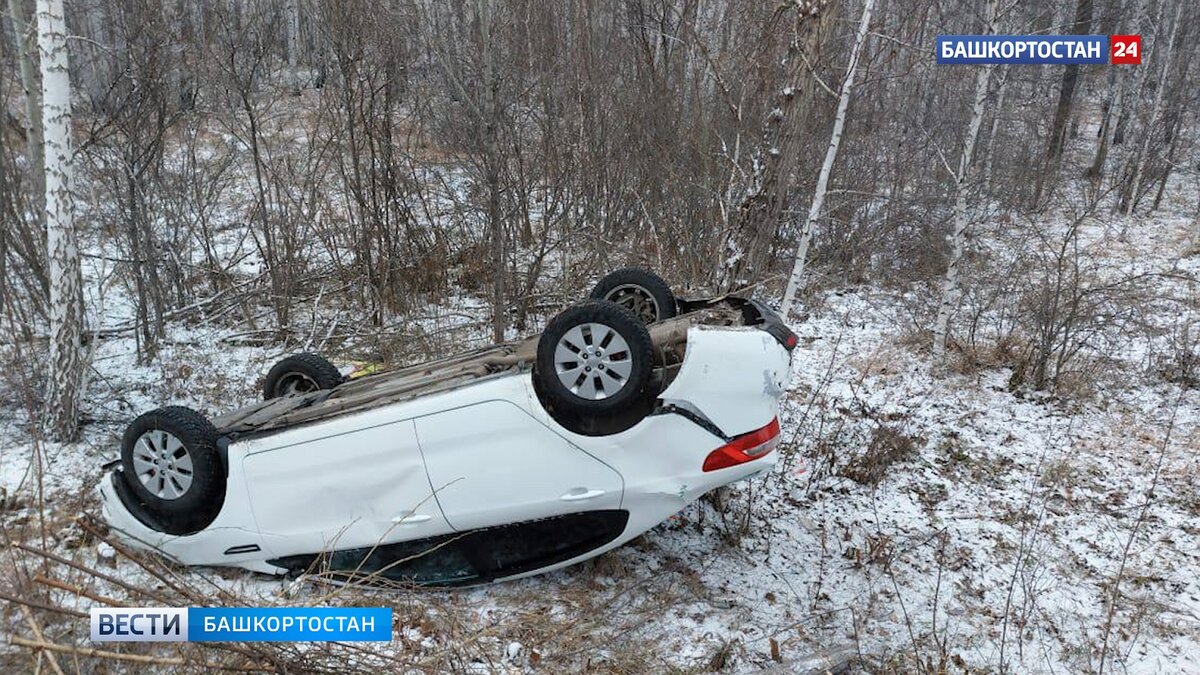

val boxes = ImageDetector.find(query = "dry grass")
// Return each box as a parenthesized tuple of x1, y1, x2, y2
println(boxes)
(839, 424, 924, 486)
(1, 506, 714, 674)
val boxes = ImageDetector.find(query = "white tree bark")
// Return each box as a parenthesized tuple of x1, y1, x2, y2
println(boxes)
(37, 0, 84, 441)
(478, 0, 506, 344)
(780, 0, 875, 318)
(1088, 66, 1124, 180)
(1123, 0, 1181, 216)
(1191, 202, 1200, 254)
(932, 0, 997, 366)
(982, 65, 1009, 188)
(1191, 147, 1200, 253)
(286, 0, 301, 93)
(8, 0, 44, 198)
(1112, 0, 1155, 211)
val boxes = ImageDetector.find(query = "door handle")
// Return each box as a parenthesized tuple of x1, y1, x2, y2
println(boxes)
(560, 488, 605, 502)
(392, 514, 432, 525)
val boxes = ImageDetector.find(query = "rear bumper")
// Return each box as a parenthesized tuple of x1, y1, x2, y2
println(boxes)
(657, 323, 791, 438)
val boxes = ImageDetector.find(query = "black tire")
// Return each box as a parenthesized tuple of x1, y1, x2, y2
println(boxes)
(262, 353, 343, 400)
(589, 267, 677, 325)
(535, 300, 653, 418)
(120, 406, 224, 536)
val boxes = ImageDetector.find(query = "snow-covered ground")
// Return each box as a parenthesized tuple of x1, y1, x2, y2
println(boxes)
(2, 169, 1198, 673)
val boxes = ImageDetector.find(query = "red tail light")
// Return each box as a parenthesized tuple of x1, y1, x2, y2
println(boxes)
(702, 417, 781, 472)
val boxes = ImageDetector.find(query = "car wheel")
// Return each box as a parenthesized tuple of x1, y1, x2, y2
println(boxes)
(535, 300, 653, 417)
(589, 267, 677, 325)
(262, 352, 343, 400)
(120, 406, 225, 535)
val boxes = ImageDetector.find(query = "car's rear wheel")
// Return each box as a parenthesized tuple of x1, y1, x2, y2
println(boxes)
(589, 267, 677, 325)
(262, 353, 343, 400)
(535, 300, 653, 419)
(120, 406, 224, 535)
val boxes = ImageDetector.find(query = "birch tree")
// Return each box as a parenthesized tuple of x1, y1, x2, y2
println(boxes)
(932, 0, 997, 366)
(982, 65, 1009, 188)
(8, 0, 44, 200)
(1111, 0, 1158, 209)
(1191, 200, 1200, 255)
(1086, 0, 1142, 181)
(1087, 66, 1125, 181)
(1121, 0, 1181, 216)
(1191, 145, 1200, 255)
(37, 0, 84, 440)
(424, 0, 508, 343)
(779, 0, 874, 319)
(1043, 0, 1093, 160)
(286, 0, 301, 94)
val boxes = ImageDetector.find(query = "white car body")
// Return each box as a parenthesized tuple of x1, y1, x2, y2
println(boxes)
(100, 301, 792, 585)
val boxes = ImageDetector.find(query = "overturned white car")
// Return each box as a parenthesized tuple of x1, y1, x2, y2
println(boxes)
(99, 269, 796, 585)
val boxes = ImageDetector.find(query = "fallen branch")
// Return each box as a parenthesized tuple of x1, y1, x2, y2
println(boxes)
(19, 604, 67, 675)
(12, 542, 176, 605)
(8, 636, 270, 672)
(0, 589, 88, 619)
(34, 573, 124, 607)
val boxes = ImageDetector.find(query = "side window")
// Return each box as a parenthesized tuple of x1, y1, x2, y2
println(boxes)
(269, 535, 481, 586)
(268, 510, 629, 585)
(473, 510, 630, 579)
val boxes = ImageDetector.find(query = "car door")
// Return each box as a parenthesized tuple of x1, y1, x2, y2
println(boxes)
(242, 419, 453, 554)
(413, 400, 623, 532)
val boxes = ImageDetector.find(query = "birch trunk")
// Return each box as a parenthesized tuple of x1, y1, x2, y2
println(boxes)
(982, 66, 1008, 188)
(1087, 66, 1123, 180)
(1192, 198, 1200, 254)
(1033, 0, 1093, 205)
(286, 0, 301, 93)
(8, 0, 44, 201)
(779, 0, 874, 318)
(1045, 0, 1093, 162)
(932, 0, 996, 366)
(1112, 0, 1156, 210)
(478, 0, 506, 343)
(1191, 146, 1200, 254)
(1122, 0, 1180, 216)
(37, 0, 84, 441)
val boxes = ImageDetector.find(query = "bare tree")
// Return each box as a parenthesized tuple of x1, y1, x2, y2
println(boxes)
(1033, 0, 1092, 206)
(425, 0, 510, 342)
(1120, 0, 1182, 216)
(1191, 144, 1200, 254)
(7, 0, 43, 200)
(1086, 0, 1134, 181)
(286, 0, 301, 93)
(932, 0, 997, 365)
(719, 0, 831, 289)
(36, 0, 83, 440)
(780, 0, 875, 319)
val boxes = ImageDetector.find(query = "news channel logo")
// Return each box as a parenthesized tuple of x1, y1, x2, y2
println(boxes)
(90, 607, 393, 642)
(937, 35, 1142, 65)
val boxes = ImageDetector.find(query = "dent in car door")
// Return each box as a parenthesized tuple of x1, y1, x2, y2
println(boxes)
(414, 401, 623, 531)
(242, 419, 452, 554)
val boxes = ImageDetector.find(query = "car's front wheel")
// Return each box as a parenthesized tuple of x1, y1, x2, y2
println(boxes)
(534, 300, 653, 421)
(120, 406, 225, 535)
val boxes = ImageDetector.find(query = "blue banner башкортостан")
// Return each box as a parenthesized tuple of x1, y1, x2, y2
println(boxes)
(90, 607, 393, 642)
(937, 35, 1109, 65)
